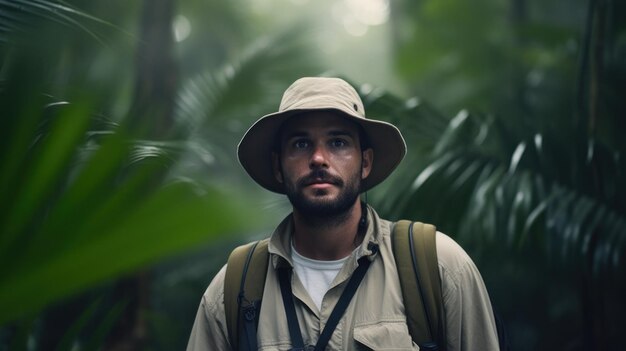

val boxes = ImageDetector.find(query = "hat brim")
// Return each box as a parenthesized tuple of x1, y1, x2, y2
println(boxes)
(237, 108, 406, 194)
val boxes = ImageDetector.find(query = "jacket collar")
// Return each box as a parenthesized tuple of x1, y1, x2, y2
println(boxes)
(268, 204, 383, 269)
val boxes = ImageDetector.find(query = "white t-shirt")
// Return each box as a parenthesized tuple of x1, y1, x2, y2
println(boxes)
(291, 243, 349, 310)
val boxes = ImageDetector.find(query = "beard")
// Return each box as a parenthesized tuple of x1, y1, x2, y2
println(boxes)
(284, 168, 361, 224)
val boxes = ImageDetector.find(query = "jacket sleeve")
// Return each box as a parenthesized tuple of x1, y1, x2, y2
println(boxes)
(436, 233, 500, 351)
(186, 265, 232, 351)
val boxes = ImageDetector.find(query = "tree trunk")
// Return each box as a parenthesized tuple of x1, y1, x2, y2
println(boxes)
(104, 0, 177, 349)
(587, 0, 608, 349)
(129, 0, 178, 139)
(579, 0, 608, 350)
(510, 0, 528, 124)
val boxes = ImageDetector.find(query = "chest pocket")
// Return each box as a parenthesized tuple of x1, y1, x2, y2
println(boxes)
(353, 321, 418, 350)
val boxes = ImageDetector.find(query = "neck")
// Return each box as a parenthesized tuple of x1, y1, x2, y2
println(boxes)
(291, 200, 365, 260)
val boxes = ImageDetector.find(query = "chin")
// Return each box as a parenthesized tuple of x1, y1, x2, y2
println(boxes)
(287, 182, 360, 217)
(308, 190, 342, 203)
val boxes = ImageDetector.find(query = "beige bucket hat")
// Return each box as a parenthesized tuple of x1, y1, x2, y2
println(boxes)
(237, 77, 406, 194)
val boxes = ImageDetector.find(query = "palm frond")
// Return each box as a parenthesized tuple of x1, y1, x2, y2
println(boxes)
(175, 28, 319, 129)
(174, 28, 320, 180)
(0, 80, 263, 327)
(369, 93, 626, 276)
(362, 87, 449, 152)
(0, 0, 128, 46)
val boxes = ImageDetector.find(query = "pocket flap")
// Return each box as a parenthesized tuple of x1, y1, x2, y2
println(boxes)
(353, 321, 417, 350)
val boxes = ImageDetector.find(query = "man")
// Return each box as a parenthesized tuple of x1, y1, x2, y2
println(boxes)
(187, 77, 500, 350)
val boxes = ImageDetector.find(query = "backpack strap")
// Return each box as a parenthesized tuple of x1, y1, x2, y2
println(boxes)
(224, 239, 270, 351)
(392, 220, 446, 351)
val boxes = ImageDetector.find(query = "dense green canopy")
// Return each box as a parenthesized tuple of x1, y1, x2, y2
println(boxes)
(1, 0, 624, 349)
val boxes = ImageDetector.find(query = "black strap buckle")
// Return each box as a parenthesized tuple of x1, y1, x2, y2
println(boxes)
(289, 347, 315, 351)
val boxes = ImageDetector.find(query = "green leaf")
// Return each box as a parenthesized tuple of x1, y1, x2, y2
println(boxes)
(0, 182, 259, 325)
(1, 102, 91, 254)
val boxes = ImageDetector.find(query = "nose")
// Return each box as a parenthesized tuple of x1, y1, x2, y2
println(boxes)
(309, 144, 328, 169)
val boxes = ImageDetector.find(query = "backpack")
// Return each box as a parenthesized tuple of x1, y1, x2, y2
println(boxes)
(223, 220, 507, 351)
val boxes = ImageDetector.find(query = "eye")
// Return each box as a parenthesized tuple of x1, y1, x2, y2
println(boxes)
(293, 139, 310, 149)
(329, 138, 348, 148)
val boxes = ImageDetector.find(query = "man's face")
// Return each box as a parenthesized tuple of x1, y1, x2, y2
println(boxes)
(273, 111, 373, 217)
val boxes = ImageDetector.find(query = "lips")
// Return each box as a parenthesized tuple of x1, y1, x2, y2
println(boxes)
(298, 171, 343, 188)
(304, 179, 336, 186)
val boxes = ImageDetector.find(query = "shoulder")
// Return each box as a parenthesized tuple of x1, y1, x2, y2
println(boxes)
(435, 232, 487, 296)
(202, 264, 227, 315)
(435, 232, 474, 274)
(434, 233, 499, 349)
(187, 265, 232, 350)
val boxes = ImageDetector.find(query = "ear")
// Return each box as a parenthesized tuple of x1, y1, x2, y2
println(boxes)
(272, 152, 283, 183)
(361, 148, 373, 180)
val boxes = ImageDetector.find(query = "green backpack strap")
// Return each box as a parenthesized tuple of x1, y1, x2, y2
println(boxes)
(224, 238, 270, 351)
(392, 220, 446, 351)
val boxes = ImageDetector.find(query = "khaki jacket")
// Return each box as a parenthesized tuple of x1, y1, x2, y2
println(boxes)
(187, 206, 499, 350)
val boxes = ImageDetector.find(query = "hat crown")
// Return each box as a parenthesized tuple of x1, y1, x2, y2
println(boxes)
(279, 77, 365, 118)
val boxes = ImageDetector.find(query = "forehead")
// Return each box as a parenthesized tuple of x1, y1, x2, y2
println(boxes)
(279, 111, 360, 137)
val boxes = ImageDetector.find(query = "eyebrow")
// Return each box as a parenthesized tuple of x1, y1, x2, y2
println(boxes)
(284, 131, 308, 139)
(284, 129, 355, 139)
(328, 130, 355, 138)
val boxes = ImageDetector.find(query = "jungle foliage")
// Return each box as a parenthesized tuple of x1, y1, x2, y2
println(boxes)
(1, 0, 624, 350)
(371, 0, 626, 349)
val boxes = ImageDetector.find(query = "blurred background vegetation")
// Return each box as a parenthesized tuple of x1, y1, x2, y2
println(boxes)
(0, 0, 624, 350)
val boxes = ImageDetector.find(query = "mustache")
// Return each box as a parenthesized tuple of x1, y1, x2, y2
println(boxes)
(297, 169, 343, 187)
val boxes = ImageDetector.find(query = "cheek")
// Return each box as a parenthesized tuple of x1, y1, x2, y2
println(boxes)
(334, 155, 362, 175)
(280, 156, 306, 176)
